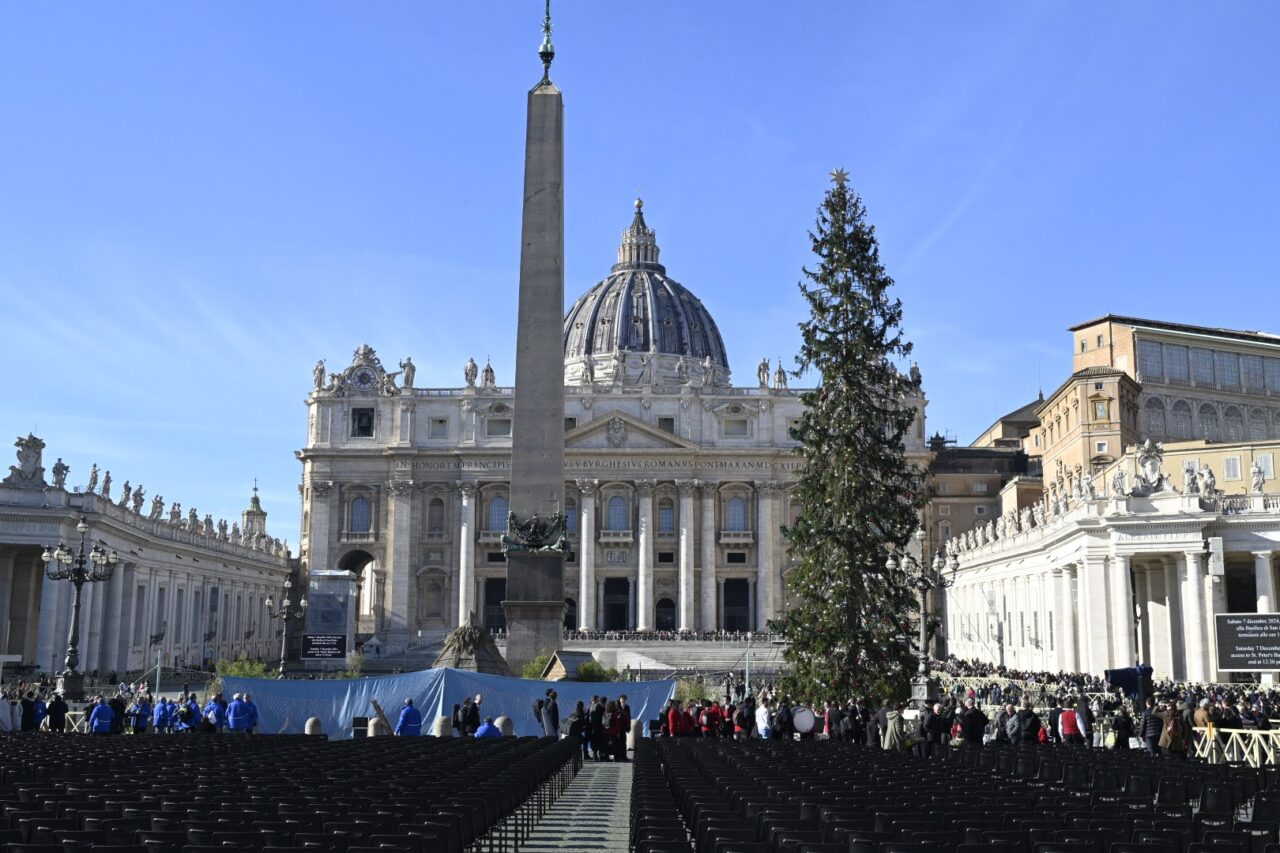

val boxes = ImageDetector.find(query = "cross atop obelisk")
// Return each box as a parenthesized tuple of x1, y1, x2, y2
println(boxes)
(501, 1, 567, 673)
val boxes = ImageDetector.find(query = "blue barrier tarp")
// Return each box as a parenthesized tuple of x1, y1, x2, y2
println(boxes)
(223, 667, 676, 738)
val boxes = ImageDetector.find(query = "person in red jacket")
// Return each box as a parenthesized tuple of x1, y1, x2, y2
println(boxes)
(668, 699, 694, 737)
(700, 700, 722, 738)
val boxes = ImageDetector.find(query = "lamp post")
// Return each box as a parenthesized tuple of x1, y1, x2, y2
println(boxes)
(203, 625, 217, 670)
(40, 516, 118, 700)
(265, 580, 307, 677)
(885, 528, 958, 709)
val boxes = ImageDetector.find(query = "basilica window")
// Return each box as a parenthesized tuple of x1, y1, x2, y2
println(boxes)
(1142, 398, 1167, 439)
(486, 418, 512, 437)
(723, 418, 749, 437)
(657, 498, 675, 535)
(427, 498, 445, 534)
(606, 496, 629, 531)
(1250, 408, 1269, 441)
(429, 418, 448, 439)
(1225, 456, 1242, 481)
(1198, 404, 1220, 441)
(350, 497, 372, 534)
(1170, 400, 1193, 440)
(565, 498, 578, 536)
(487, 495, 509, 532)
(1258, 454, 1275, 479)
(351, 408, 375, 438)
(1224, 406, 1245, 441)
(658, 417, 676, 434)
(725, 496, 747, 532)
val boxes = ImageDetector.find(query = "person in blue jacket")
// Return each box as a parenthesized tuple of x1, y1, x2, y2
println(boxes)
(33, 695, 47, 730)
(202, 693, 227, 732)
(226, 693, 251, 733)
(395, 698, 422, 736)
(152, 696, 171, 733)
(127, 695, 151, 734)
(181, 694, 201, 732)
(88, 697, 115, 734)
(243, 693, 259, 733)
(475, 717, 502, 738)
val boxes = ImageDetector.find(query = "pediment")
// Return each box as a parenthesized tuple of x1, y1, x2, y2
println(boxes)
(566, 412, 695, 450)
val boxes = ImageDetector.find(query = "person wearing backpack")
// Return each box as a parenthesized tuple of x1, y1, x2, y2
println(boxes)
(733, 702, 751, 741)
(1015, 700, 1042, 744)
(1158, 701, 1189, 758)
(773, 698, 793, 741)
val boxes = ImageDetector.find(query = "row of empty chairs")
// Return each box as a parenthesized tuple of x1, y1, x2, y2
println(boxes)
(1, 730, 580, 852)
(649, 737, 1280, 853)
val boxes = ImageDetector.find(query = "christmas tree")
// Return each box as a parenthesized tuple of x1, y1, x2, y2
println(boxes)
(777, 169, 927, 702)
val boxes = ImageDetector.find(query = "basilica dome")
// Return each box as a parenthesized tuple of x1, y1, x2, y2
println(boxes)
(563, 200, 731, 387)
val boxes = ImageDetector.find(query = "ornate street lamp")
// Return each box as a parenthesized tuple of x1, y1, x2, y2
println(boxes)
(203, 624, 218, 670)
(885, 528, 958, 708)
(40, 516, 118, 699)
(265, 580, 307, 677)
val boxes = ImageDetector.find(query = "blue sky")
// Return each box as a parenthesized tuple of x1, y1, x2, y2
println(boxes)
(2, 2, 1277, 548)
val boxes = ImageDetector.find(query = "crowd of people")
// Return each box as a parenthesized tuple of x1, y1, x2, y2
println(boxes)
(82, 690, 260, 734)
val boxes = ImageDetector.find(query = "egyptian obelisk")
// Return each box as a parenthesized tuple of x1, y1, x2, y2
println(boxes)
(501, 1, 566, 674)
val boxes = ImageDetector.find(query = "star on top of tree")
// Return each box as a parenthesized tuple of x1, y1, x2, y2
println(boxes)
(829, 167, 849, 186)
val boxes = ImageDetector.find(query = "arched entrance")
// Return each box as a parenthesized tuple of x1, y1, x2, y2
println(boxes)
(338, 550, 377, 634)
(603, 578, 630, 630)
(564, 597, 577, 630)
(655, 598, 676, 631)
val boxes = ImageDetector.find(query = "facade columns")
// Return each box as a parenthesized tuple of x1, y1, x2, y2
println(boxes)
(456, 482, 476, 627)
(1079, 555, 1110, 674)
(755, 481, 778, 630)
(1057, 566, 1078, 672)
(676, 480, 697, 631)
(1257, 551, 1276, 684)
(1182, 551, 1209, 684)
(576, 480, 598, 630)
(0, 549, 13, 653)
(386, 480, 414, 638)
(699, 482, 717, 632)
(1159, 557, 1183, 681)
(1110, 554, 1135, 667)
(636, 480, 655, 631)
(307, 480, 334, 575)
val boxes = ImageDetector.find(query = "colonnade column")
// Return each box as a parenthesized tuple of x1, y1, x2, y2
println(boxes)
(1079, 555, 1110, 673)
(1057, 566, 1078, 672)
(1257, 551, 1276, 684)
(1182, 551, 1208, 684)
(699, 482, 717, 631)
(755, 481, 777, 630)
(577, 480, 597, 631)
(386, 479, 414, 637)
(1162, 557, 1184, 680)
(676, 480, 696, 631)
(636, 480, 655, 631)
(0, 549, 13, 653)
(1110, 554, 1135, 667)
(456, 482, 477, 626)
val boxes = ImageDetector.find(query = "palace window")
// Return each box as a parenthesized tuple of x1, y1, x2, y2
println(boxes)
(972, 482, 988, 494)
(1267, 358, 1280, 393)
(1142, 398, 1167, 439)
(1171, 400, 1193, 440)
(1164, 345, 1189, 381)
(1216, 352, 1241, 387)
(1095, 441, 1109, 454)
(1080, 340, 1088, 353)
(1137, 340, 1163, 377)
(1096, 334, 1104, 347)
(1224, 406, 1245, 441)
(1258, 454, 1275, 479)
(726, 552, 747, 564)
(1225, 456, 1242, 481)
(351, 408, 374, 438)
(1250, 408, 1269, 441)
(725, 496, 747, 532)
(487, 495, 509, 531)
(1192, 348, 1215, 384)
(1198, 404, 1220, 441)
(657, 551, 675, 565)
(975, 506, 987, 516)
(657, 499, 675, 535)
(1093, 400, 1110, 422)
(1244, 355, 1266, 391)
(606, 496, 628, 531)
(350, 497, 372, 534)
(938, 506, 951, 516)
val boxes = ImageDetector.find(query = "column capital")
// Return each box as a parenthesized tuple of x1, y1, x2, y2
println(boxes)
(454, 480, 478, 498)
(388, 480, 414, 497)
(754, 480, 784, 496)
(1253, 550, 1275, 559)
(698, 481, 718, 499)
(675, 479, 698, 497)
(1111, 553, 1131, 566)
(574, 478, 599, 496)
(310, 480, 335, 498)
(635, 479, 656, 497)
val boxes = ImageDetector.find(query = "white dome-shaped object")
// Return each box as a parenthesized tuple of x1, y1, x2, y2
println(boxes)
(563, 200, 730, 387)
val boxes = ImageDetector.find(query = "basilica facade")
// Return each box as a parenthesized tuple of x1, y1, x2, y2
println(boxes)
(297, 202, 930, 650)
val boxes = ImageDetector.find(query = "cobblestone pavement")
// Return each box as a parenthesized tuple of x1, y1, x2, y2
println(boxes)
(520, 759, 633, 851)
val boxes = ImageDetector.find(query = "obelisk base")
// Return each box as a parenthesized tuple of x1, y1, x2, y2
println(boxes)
(502, 601, 564, 674)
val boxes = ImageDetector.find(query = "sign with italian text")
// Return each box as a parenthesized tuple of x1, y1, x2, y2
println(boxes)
(301, 634, 348, 660)
(1215, 613, 1280, 671)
